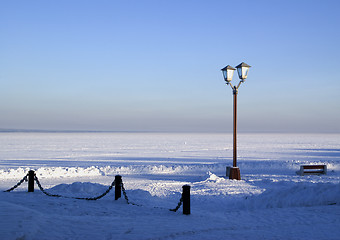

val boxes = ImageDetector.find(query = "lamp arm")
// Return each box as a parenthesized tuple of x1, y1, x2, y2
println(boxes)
(236, 81, 243, 90)
(227, 82, 235, 91)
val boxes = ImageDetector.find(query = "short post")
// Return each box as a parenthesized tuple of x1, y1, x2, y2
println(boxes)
(28, 170, 35, 192)
(182, 185, 190, 215)
(115, 175, 122, 200)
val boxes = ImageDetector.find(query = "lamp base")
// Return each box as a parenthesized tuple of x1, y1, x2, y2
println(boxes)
(226, 166, 241, 180)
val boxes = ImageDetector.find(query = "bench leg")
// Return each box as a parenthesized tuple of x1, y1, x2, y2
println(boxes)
(298, 166, 304, 176)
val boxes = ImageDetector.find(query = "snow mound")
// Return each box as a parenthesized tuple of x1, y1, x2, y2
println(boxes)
(0, 167, 31, 179)
(192, 172, 264, 197)
(48, 182, 110, 198)
(245, 182, 340, 209)
(36, 166, 103, 178)
(205, 171, 223, 182)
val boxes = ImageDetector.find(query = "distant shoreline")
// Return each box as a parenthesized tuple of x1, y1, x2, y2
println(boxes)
(0, 129, 339, 134)
(0, 129, 157, 134)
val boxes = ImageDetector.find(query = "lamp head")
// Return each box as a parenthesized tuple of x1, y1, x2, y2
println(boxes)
(221, 65, 236, 83)
(235, 62, 251, 81)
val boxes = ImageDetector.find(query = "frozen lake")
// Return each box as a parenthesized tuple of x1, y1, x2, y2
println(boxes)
(1, 132, 339, 180)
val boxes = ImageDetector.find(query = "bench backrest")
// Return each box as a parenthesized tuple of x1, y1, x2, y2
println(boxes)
(298, 165, 327, 175)
(302, 165, 326, 170)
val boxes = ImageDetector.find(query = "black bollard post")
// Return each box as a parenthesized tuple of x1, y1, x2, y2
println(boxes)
(28, 170, 35, 192)
(115, 175, 122, 200)
(182, 185, 190, 215)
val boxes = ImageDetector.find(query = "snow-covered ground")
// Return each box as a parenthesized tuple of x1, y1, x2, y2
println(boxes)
(1, 132, 339, 240)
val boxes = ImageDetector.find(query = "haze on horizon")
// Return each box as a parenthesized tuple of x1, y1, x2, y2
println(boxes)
(1, 0, 340, 133)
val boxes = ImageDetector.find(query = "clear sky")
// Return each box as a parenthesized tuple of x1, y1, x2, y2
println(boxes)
(1, 0, 340, 133)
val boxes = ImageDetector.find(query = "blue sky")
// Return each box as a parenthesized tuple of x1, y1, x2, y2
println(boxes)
(1, 0, 340, 132)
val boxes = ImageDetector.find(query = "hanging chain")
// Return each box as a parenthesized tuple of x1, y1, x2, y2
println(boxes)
(4, 174, 28, 192)
(121, 181, 141, 206)
(34, 175, 63, 197)
(34, 174, 115, 200)
(121, 181, 130, 204)
(121, 180, 183, 211)
(74, 179, 115, 201)
(169, 196, 183, 212)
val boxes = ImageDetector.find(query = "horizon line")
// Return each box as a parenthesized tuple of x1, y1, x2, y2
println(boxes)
(0, 128, 339, 134)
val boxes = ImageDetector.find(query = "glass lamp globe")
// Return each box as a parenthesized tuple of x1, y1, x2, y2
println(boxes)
(221, 65, 236, 83)
(235, 62, 251, 81)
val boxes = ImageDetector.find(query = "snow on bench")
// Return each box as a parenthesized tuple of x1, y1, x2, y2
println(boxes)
(297, 165, 327, 176)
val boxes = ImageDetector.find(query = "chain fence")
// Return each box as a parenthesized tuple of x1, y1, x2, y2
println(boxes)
(4, 172, 186, 213)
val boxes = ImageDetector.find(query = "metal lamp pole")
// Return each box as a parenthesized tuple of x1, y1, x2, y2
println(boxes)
(221, 62, 251, 180)
(233, 85, 238, 168)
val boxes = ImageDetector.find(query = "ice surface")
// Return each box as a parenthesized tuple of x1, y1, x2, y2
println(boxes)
(0, 133, 340, 239)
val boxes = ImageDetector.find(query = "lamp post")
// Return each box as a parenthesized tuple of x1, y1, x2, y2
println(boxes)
(221, 62, 251, 180)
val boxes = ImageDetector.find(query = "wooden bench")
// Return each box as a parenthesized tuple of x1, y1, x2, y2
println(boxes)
(297, 165, 327, 176)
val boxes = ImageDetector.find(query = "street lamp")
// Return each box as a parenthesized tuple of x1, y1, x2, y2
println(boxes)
(221, 62, 251, 180)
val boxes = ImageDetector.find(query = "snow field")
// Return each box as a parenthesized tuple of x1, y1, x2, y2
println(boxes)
(0, 133, 340, 239)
